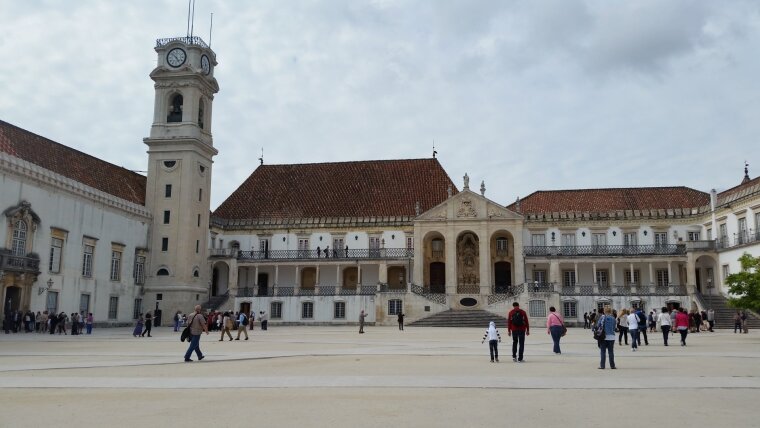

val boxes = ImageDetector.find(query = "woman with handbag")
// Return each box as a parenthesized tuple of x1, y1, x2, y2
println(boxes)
(546, 306, 565, 354)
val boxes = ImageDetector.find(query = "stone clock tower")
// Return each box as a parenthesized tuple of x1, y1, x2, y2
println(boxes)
(143, 36, 219, 316)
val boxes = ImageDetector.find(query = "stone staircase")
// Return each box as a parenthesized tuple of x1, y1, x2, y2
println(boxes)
(200, 293, 230, 312)
(409, 309, 507, 328)
(701, 295, 760, 330)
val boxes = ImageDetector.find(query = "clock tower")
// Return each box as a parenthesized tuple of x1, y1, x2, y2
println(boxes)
(143, 36, 219, 316)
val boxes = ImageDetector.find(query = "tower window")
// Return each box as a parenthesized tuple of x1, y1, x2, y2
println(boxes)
(165, 184, 172, 198)
(198, 99, 205, 129)
(197, 214, 201, 227)
(157, 268, 169, 276)
(163, 210, 170, 224)
(198, 188, 203, 202)
(161, 237, 169, 252)
(167, 94, 183, 122)
(163, 160, 176, 168)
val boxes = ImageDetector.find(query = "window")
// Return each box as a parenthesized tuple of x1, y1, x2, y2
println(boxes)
(596, 270, 609, 287)
(198, 188, 203, 202)
(722, 264, 730, 281)
(334, 301, 346, 319)
(301, 302, 314, 319)
(591, 233, 606, 246)
(108, 296, 119, 319)
(562, 301, 577, 318)
(156, 293, 163, 301)
(531, 234, 546, 246)
(163, 160, 176, 168)
(157, 268, 169, 276)
(198, 98, 205, 129)
(110, 250, 122, 281)
(529, 300, 546, 317)
(597, 301, 609, 312)
(197, 214, 201, 227)
(656, 269, 669, 287)
(406, 236, 414, 251)
(49, 237, 63, 273)
(369, 237, 381, 257)
(196, 240, 199, 253)
(333, 238, 345, 251)
(388, 299, 403, 315)
(82, 244, 94, 277)
(165, 184, 172, 198)
(46, 291, 59, 314)
(562, 270, 576, 287)
(431, 238, 444, 252)
(134, 255, 146, 285)
(167, 94, 183, 122)
(532, 270, 547, 284)
(259, 238, 270, 256)
(163, 210, 170, 224)
(79, 294, 90, 315)
(623, 232, 637, 246)
(133, 298, 142, 319)
(161, 237, 169, 252)
(631, 301, 645, 311)
(496, 238, 508, 254)
(756, 213, 760, 237)
(719, 223, 728, 242)
(560, 233, 575, 246)
(270, 302, 282, 319)
(706, 268, 714, 288)
(707, 228, 712, 241)
(624, 269, 640, 286)
(688, 231, 700, 241)
(11, 220, 27, 256)
(298, 238, 309, 257)
(654, 232, 668, 247)
(193, 269, 199, 277)
(738, 218, 748, 244)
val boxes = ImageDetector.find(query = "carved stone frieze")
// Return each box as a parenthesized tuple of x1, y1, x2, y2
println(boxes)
(457, 198, 477, 218)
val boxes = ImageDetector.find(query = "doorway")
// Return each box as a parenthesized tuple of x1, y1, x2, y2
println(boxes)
(494, 262, 512, 292)
(430, 262, 445, 293)
(4, 286, 21, 313)
(239, 302, 251, 316)
(257, 273, 269, 296)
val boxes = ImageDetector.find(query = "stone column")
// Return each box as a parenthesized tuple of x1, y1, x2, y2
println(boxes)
(379, 262, 388, 284)
(315, 265, 320, 295)
(667, 261, 672, 286)
(686, 254, 696, 294)
(253, 265, 260, 295)
(336, 264, 342, 293)
(295, 265, 301, 294)
(611, 262, 616, 286)
(648, 262, 654, 291)
(446, 228, 457, 295)
(549, 260, 560, 291)
(574, 262, 579, 288)
(479, 233, 490, 295)
(228, 259, 239, 297)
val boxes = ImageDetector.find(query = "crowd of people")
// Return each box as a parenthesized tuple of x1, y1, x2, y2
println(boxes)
(2, 310, 93, 335)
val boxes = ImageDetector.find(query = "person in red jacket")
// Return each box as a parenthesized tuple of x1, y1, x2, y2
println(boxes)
(507, 302, 530, 362)
(675, 307, 690, 346)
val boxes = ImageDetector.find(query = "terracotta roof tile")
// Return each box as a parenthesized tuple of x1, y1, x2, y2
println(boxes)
(213, 159, 457, 220)
(509, 187, 709, 215)
(0, 120, 146, 205)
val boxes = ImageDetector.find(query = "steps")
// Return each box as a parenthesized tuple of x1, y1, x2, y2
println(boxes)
(201, 294, 230, 312)
(409, 309, 508, 328)
(701, 295, 760, 330)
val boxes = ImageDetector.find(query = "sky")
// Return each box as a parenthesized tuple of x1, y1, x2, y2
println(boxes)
(1, 0, 759, 210)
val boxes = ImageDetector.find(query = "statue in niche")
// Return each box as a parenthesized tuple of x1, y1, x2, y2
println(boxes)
(457, 233, 479, 285)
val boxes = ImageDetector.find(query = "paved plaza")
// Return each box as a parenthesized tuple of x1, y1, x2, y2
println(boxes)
(1, 325, 759, 427)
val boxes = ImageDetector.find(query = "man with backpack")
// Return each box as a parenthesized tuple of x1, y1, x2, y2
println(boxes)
(235, 311, 249, 340)
(635, 308, 649, 346)
(507, 302, 530, 363)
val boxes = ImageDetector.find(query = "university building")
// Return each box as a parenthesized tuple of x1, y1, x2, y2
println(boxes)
(2, 36, 759, 326)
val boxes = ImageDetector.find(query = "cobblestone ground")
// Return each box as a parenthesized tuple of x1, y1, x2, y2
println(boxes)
(1, 326, 759, 427)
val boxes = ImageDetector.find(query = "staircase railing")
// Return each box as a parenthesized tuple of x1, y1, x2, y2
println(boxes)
(410, 284, 446, 305)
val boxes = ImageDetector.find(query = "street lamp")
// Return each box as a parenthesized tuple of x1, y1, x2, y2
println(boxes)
(38, 278, 53, 295)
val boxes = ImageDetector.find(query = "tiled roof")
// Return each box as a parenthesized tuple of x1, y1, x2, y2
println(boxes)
(0, 120, 146, 205)
(509, 187, 710, 215)
(213, 158, 457, 220)
(717, 175, 760, 207)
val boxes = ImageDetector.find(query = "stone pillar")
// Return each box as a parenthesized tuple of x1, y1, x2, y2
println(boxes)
(574, 262, 579, 288)
(254, 265, 260, 295)
(229, 259, 239, 297)
(379, 262, 388, 284)
(446, 229, 457, 295)
(479, 234, 490, 295)
(336, 264, 342, 293)
(686, 254, 696, 294)
(648, 263, 654, 290)
(549, 260, 560, 289)
(611, 262, 616, 286)
(315, 265, 320, 294)
(592, 262, 597, 285)
(667, 261, 672, 286)
(274, 265, 279, 286)
(295, 265, 301, 293)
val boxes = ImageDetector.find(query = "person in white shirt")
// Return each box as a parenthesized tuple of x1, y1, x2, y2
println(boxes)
(627, 309, 640, 351)
(657, 306, 672, 346)
(617, 309, 629, 346)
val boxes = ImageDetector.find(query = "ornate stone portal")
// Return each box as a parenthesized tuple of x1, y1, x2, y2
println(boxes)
(457, 233, 480, 293)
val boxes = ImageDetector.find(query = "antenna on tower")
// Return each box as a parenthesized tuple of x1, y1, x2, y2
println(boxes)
(259, 148, 264, 166)
(186, 0, 192, 37)
(190, 0, 197, 38)
(209, 13, 214, 48)
(432, 140, 437, 158)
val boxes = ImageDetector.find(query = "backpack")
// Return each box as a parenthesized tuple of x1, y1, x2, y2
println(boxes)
(637, 311, 646, 324)
(593, 316, 607, 341)
(511, 310, 525, 327)
(240, 314, 247, 325)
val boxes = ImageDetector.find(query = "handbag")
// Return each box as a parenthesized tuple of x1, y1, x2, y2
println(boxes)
(180, 315, 195, 342)
(552, 313, 567, 337)
(593, 316, 606, 341)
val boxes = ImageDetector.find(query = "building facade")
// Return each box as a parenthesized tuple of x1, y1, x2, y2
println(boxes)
(2, 36, 759, 327)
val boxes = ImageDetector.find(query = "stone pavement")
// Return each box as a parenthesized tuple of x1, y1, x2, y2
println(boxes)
(0, 326, 758, 427)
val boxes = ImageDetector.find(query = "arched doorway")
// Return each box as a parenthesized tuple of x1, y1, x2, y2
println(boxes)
(494, 261, 512, 292)
(211, 262, 230, 296)
(695, 255, 718, 295)
(4, 286, 22, 313)
(430, 262, 445, 293)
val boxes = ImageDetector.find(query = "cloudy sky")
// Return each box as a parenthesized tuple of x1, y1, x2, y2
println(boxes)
(1, 0, 758, 210)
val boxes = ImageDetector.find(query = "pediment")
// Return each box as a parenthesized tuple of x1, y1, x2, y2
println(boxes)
(416, 190, 522, 221)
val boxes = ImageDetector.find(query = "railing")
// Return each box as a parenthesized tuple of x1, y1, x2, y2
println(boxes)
(524, 244, 685, 257)
(0, 252, 41, 273)
(488, 283, 524, 304)
(237, 248, 412, 261)
(684, 240, 716, 251)
(318, 286, 336, 296)
(156, 36, 210, 49)
(457, 284, 480, 294)
(378, 283, 407, 293)
(717, 230, 759, 250)
(527, 282, 556, 293)
(411, 284, 446, 305)
(210, 248, 237, 257)
(560, 284, 689, 296)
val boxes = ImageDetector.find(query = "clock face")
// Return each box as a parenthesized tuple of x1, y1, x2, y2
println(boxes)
(201, 55, 211, 75)
(167, 48, 186, 67)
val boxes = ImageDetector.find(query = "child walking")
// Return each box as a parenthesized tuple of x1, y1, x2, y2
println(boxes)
(482, 321, 502, 362)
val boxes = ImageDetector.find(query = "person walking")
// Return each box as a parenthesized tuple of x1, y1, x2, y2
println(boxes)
(733, 311, 742, 333)
(173, 311, 181, 332)
(141, 312, 152, 337)
(507, 302, 530, 363)
(741, 311, 749, 334)
(133, 314, 144, 337)
(184, 305, 208, 362)
(260, 311, 268, 330)
(235, 311, 249, 340)
(627, 308, 640, 351)
(707, 309, 715, 332)
(397, 311, 404, 331)
(635, 308, 649, 345)
(657, 307, 671, 346)
(676, 307, 689, 346)
(583, 312, 589, 329)
(482, 321, 502, 362)
(597, 306, 617, 369)
(359, 309, 367, 334)
(219, 311, 233, 341)
(617, 309, 629, 345)
(546, 306, 564, 354)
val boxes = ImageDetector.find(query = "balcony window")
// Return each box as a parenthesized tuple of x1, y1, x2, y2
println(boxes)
(654, 232, 668, 247)
(532, 270, 546, 284)
(656, 269, 669, 287)
(688, 231, 700, 241)
(82, 244, 94, 277)
(562, 271, 576, 288)
(560, 234, 575, 246)
(11, 220, 27, 256)
(624, 270, 640, 287)
(596, 270, 609, 287)
(49, 237, 63, 273)
(591, 233, 606, 246)
(531, 234, 546, 246)
(623, 232, 637, 246)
